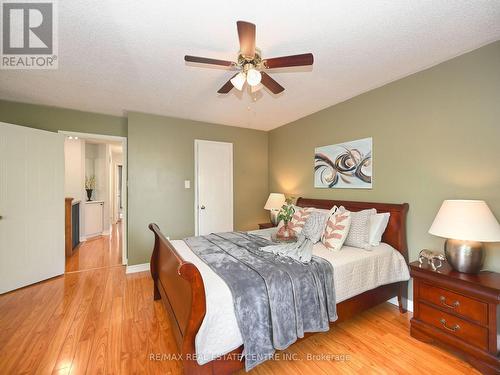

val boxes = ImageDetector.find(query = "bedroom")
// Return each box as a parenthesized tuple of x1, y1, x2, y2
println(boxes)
(0, 1, 500, 374)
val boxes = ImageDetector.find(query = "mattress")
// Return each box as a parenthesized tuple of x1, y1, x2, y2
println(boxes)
(170, 227, 410, 365)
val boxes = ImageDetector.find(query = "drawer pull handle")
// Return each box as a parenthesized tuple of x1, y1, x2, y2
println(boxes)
(440, 318, 460, 332)
(440, 296, 459, 309)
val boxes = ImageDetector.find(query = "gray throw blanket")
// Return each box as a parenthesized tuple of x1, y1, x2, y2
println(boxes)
(260, 211, 328, 263)
(184, 231, 337, 371)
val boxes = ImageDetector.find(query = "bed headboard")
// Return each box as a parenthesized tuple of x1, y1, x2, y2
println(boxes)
(296, 197, 409, 263)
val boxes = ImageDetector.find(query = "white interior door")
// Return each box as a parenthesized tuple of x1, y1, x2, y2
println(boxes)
(195, 140, 233, 235)
(0, 122, 65, 294)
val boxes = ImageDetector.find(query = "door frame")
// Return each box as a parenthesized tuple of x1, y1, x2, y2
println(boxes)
(194, 139, 234, 236)
(59, 131, 128, 266)
(114, 163, 123, 224)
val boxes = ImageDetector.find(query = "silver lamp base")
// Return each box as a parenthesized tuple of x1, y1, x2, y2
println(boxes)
(444, 239, 485, 274)
(269, 210, 279, 226)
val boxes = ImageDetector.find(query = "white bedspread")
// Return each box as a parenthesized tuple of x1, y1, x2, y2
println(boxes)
(171, 228, 410, 365)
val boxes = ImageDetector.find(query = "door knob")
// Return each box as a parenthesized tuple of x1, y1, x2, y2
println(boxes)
(200, 205, 206, 210)
(0, 215, 2, 220)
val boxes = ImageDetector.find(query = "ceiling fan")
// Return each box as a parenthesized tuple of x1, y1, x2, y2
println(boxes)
(184, 21, 314, 95)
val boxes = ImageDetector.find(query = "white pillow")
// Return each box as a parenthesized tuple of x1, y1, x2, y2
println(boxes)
(368, 212, 390, 247)
(344, 208, 376, 250)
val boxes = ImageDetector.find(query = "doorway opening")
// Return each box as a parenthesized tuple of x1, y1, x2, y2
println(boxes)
(61, 131, 127, 273)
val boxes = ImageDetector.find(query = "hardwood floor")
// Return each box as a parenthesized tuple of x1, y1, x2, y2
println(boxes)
(65, 222, 123, 273)
(0, 265, 479, 374)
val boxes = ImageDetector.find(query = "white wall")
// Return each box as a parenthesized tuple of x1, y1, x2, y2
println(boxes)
(85, 142, 110, 234)
(64, 138, 84, 201)
(64, 138, 86, 241)
(110, 149, 123, 223)
(100, 144, 110, 233)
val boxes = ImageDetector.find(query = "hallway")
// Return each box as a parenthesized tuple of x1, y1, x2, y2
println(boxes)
(66, 222, 123, 273)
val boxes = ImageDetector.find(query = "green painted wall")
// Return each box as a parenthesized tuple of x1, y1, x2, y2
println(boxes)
(269, 41, 500, 274)
(127, 112, 269, 265)
(0, 100, 127, 136)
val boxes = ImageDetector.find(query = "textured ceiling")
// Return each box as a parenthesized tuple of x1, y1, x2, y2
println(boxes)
(1, 0, 500, 130)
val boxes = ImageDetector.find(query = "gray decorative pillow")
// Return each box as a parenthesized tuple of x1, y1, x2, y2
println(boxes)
(344, 208, 376, 249)
(301, 211, 329, 244)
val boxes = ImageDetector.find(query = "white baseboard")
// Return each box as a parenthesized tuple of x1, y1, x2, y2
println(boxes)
(387, 297, 414, 312)
(126, 263, 150, 274)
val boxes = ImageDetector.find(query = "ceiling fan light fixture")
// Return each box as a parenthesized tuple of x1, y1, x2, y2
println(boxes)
(185, 21, 314, 95)
(251, 83, 263, 93)
(246, 68, 262, 86)
(230, 71, 246, 91)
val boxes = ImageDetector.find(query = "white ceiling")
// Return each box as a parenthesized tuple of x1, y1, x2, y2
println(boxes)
(1, 1, 500, 131)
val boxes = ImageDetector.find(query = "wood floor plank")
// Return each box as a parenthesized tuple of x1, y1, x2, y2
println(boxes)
(106, 296, 123, 375)
(52, 271, 102, 372)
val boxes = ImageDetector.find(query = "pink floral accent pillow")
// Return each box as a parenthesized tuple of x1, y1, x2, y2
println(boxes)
(322, 207, 352, 251)
(286, 207, 315, 235)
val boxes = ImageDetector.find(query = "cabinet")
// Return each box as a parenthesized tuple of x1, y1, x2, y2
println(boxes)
(410, 261, 500, 374)
(84, 201, 104, 237)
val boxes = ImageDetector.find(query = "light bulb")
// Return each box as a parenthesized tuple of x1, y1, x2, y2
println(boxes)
(230, 72, 246, 91)
(246, 68, 262, 86)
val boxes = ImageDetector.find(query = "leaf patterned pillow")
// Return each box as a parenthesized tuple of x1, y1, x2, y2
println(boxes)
(286, 207, 315, 235)
(277, 206, 333, 234)
(321, 207, 352, 251)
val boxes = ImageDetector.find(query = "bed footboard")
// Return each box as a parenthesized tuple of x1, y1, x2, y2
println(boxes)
(149, 224, 243, 375)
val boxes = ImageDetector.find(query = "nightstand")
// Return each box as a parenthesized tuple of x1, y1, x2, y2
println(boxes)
(410, 261, 500, 374)
(258, 222, 276, 229)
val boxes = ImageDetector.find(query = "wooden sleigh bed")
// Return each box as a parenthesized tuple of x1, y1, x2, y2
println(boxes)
(149, 197, 410, 375)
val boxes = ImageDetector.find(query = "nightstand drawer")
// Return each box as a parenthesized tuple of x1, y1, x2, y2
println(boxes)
(418, 303, 488, 351)
(419, 282, 488, 325)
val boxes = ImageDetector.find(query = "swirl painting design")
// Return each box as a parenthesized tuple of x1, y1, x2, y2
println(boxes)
(314, 137, 372, 189)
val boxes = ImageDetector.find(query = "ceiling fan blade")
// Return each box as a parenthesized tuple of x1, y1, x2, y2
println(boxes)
(264, 53, 314, 69)
(237, 21, 256, 59)
(261, 72, 284, 94)
(185, 55, 234, 67)
(217, 73, 238, 94)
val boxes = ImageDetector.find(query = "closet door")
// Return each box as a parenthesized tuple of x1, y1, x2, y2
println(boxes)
(195, 140, 233, 236)
(0, 122, 65, 294)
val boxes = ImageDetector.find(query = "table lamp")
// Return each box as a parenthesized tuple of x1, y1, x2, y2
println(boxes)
(264, 193, 286, 226)
(428, 200, 500, 273)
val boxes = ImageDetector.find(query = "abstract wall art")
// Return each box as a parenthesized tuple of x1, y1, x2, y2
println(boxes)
(314, 137, 372, 189)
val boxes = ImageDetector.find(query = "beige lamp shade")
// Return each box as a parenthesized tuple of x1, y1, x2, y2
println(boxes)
(429, 200, 500, 242)
(264, 193, 286, 210)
